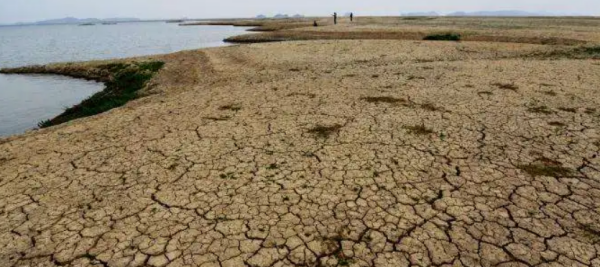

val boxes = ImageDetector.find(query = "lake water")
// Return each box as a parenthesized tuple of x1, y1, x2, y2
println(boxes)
(0, 22, 249, 137)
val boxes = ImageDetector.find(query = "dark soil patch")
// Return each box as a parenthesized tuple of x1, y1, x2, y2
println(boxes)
(517, 158, 573, 177)
(308, 124, 343, 138)
(219, 104, 242, 112)
(528, 106, 553, 115)
(548, 121, 566, 127)
(404, 124, 434, 135)
(492, 82, 519, 91)
(558, 107, 577, 113)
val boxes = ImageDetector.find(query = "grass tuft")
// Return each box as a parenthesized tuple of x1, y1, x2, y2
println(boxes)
(361, 96, 405, 104)
(492, 82, 519, 91)
(580, 224, 600, 241)
(203, 116, 231, 121)
(219, 172, 236, 180)
(582, 46, 600, 55)
(287, 92, 316, 98)
(407, 75, 426, 81)
(97, 63, 129, 73)
(219, 104, 242, 111)
(585, 108, 596, 115)
(136, 61, 165, 72)
(558, 107, 577, 113)
(404, 124, 434, 135)
(308, 124, 343, 138)
(38, 120, 52, 128)
(419, 102, 440, 111)
(528, 105, 553, 115)
(423, 33, 461, 41)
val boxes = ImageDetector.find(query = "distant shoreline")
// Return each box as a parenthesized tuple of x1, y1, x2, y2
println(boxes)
(0, 18, 257, 27)
(1, 16, 598, 130)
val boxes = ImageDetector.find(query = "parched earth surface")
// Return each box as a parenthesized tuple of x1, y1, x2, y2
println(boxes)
(224, 17, 600, 45)
(1, 39, 600, 267)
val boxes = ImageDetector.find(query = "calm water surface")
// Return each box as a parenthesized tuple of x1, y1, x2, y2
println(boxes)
(0, 22, 249, 137)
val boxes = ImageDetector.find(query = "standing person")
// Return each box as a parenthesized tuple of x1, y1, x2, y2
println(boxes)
(350, 12, 354, 22)
(333, 12, 337, 25)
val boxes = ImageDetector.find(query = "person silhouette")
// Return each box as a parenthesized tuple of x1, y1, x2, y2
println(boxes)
(350, 12, 354, 22)
(333, 12, 337, 25)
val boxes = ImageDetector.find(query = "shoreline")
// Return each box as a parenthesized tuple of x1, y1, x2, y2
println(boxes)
(0, 16, 598, 138)
(0, 60, 164, 130)
(0, 24, 253, 137)
(0, 64, 114, 82)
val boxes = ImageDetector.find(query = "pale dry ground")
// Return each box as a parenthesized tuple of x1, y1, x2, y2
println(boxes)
(2, 39, 600, 267)
(226, 17, 600, 45)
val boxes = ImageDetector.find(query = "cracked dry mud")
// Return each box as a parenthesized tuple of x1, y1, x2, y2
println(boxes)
(1, 40, 600, 267)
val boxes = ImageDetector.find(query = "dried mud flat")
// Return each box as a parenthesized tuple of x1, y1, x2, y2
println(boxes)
(2, 18, 600, 267)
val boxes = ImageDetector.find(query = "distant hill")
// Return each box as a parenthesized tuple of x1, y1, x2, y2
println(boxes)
(31, 17, 140, 25)
(402, 12, 440, 17)
(274, 14, 289, 19)
(102, 18, 141, 22)
(398, 10, 573, 17)
(446, 10, 547, 17)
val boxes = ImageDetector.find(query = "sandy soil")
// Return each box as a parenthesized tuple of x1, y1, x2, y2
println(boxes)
(224, 17, 600, 45)
(1, 18, 600, 267)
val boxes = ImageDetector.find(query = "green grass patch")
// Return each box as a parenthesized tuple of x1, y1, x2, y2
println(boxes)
(97, 63, 129, 73)
(38, 61, 164, 128)
(423, 33, 461, 41)
(582, 46, 600, 56)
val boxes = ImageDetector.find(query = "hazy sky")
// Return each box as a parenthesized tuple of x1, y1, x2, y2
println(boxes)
(1, 0, 598, 24)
